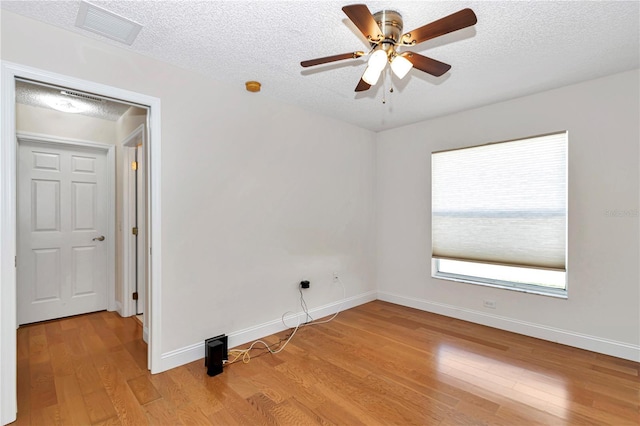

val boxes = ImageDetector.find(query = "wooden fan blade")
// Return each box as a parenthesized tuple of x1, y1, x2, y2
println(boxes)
(342, 4, 384, 42)
(401, 8, 477, 45)
(355, 78, 371, 92)
(402, 52, 451, 77)
(301, 51, 364, 67)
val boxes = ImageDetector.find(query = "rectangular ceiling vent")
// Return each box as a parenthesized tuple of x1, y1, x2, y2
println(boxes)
(75, 1, 143, 45)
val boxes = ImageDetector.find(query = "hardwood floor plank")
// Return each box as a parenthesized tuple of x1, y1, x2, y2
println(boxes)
(409, 369, 500, 414)
(29, 360, 57, 410)
(73, 355, 105, 395)
(148, 371, 192, 408)
(53, 373, 83, 403)
(57, 396, 92, 425)
(95, 355, 150, 425)
(14, 301, 640, 425)
(17, 327, 30, 361)
(127, 374, 161, 405)
(591, 363, 640, 382)
(61, 327, 88, 358)
(199, 382, 271, 425)
(166, 363, 225, 417)
(44, 321, 64, 346)
(49, 342, 75, 377)
(495, 403, 568, 425)
(29, 404, 62, 426)
(83, 388, 119, 424)
(78, 325, 108, 355)
(28, 326, 50, 364)
(99, 330, 126, 352)
(142, 398, 183, 425)
(15, 359, 31, 425)
(244, 392, 278, 424)
(123, 338, 148, 370)
(174, 402, 215, 425)
(311, 381, 385, 425)
(92, 415, 123, 426)
(269, 396, 325, 425)
(223, 368, 262, 399)
(58, 316, 79, 331)
(107, 349, 145, 381)
(584, 378, 640, 404)
(591, 395, 640, 423)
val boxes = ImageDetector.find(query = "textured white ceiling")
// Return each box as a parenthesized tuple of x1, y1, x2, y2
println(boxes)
(2, 1, 639, 131)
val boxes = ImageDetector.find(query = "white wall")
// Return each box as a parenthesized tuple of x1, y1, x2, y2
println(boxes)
(116, 106, 146, 140)
(2, 11, 376, 363)
(16, 103, 116, 144)
(376, 69, 640, 360)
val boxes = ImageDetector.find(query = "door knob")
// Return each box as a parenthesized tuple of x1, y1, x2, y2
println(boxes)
(93, 235, 105, 241)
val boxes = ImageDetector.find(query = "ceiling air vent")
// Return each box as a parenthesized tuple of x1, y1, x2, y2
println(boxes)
(75, 1, 143, 45)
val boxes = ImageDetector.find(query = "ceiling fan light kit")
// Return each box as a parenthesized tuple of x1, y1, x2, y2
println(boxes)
(390, 54, 413, 79)
(362, 49, 388, 84)
(362, 65, 382, 85)
(368, 49, 388, 70)
(300, 4, 477, 92)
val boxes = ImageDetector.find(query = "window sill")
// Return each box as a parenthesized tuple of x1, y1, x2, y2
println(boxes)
(433, 272, 568, 299)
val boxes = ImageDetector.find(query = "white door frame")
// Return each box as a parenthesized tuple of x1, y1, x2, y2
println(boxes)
(0, 61, 163, 425)
(16, 132, 117, 320)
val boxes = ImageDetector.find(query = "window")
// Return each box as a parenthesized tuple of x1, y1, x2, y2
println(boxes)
(431, 132, 567, 296)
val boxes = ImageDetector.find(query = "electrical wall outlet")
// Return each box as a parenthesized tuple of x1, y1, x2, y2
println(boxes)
(332, 272, 339, 283)
(483, 299, 496, 309)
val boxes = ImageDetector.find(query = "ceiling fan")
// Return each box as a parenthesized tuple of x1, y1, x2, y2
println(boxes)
(301, 4, 477, 92)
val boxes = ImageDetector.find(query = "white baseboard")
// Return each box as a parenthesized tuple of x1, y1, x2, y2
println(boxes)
(143, 326, 149, 344)
(159, 290, 378, 372)
(377, 291, 640, 362)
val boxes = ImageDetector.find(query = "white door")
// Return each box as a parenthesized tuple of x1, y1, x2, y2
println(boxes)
(17, 141, 108, 325)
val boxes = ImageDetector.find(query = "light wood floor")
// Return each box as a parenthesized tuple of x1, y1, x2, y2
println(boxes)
(14, 301, 639, 425)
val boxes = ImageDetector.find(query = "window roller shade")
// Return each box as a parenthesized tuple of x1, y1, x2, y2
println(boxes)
(432, 132, 567, 271)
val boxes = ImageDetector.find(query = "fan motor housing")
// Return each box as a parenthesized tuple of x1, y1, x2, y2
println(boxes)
(373, 10, 403, 45)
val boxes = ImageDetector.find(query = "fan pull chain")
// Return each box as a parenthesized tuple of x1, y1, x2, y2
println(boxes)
(382, 69, 394, 105)
(382, 73, 386, 104)
(382, 68, 388, 104)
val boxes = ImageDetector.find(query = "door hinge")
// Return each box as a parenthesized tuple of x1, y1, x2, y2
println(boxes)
(132, 292, 139, 300)
(131, 161, 138, 171)
(132, 227, 138, 235)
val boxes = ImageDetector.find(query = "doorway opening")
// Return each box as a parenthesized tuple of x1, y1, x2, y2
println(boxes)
(121, 124, 148, 340)
(15, 78, 149, 330)
(1, 61, 163, 425)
